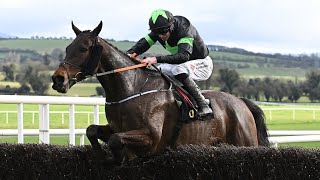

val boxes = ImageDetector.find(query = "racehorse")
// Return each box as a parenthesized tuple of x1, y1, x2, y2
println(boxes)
(51, 21, 269, 166)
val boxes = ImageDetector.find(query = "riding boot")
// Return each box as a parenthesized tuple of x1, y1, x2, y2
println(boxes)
(176, 74, 213, 118)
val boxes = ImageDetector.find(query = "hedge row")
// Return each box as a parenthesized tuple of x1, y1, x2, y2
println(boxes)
(0, 144, 319, 179)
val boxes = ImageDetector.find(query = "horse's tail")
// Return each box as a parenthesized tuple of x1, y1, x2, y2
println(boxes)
(241, 98, 270, 147)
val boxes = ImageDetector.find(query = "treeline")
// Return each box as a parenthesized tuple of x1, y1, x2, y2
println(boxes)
(209, 45, 320, 69)
(196, 68, 320, 103)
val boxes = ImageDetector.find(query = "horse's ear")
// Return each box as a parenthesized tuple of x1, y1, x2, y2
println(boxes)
(71, 21, 81, 36)
(91, 21, 103, 37)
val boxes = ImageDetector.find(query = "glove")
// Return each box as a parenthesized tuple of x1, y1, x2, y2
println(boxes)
(127, 53, 137, 58)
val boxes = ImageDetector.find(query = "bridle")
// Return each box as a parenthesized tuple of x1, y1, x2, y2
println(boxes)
(59, 36, 99, 82)
(59, 61, 85, 82)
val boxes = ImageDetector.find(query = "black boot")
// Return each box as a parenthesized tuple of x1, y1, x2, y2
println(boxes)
(179, 75, 213, 118)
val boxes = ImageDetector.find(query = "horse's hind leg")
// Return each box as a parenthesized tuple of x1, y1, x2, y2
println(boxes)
(86, 124, 112, 164)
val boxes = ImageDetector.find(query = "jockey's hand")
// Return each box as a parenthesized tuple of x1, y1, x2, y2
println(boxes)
(141, 57, 157, 67)
(127, 53, 137, 58)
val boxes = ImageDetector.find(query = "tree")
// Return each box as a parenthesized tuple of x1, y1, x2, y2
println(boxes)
(2, 64, 16, 81)
(16, 65, 50, 95)
(29, 73, 50, 95)
(305, 70, 320, 101)
(217, 68, 240, 94)
(252, 78, 263, 101)
(43, 53, 50, 66)
(17, 83, 31, 94)
(262, 77, 274, 102)
(272, 79, 287, 102)
(287, 80, 302, 103)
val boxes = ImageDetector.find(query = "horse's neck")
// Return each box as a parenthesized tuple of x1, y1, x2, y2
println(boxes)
(98, 43, 146, 101)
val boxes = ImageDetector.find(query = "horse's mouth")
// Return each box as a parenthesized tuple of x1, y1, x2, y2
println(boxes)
(52, 80, 76, 93)
(52, 83, 68, 93)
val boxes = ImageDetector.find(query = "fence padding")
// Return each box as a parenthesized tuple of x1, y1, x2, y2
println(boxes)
(0, 143, 319, 179)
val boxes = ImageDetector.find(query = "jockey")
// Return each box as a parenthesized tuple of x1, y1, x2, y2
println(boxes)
(127, 9, 213, 118)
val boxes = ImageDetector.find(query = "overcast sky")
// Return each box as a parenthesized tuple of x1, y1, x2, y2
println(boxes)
(1, 0, 319, 54)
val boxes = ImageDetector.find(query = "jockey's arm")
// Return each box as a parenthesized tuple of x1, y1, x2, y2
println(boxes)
(127, 34, 157, 55)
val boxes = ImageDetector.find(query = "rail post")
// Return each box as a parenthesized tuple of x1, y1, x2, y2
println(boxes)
(17, 103, 24, 143)
(39, 104, 50, 144)
(69, 104, 75, 145)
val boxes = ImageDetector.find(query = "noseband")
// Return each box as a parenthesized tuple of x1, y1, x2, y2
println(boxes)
(59, 61, 86, 82)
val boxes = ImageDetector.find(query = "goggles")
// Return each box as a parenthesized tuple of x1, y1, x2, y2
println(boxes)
(152, 26, 170, 35)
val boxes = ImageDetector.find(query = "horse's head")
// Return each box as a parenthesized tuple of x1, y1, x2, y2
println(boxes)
(52, 21, 103, 93)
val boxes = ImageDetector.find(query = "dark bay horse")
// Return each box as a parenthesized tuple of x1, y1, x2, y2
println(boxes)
(52, 21, 269, 165)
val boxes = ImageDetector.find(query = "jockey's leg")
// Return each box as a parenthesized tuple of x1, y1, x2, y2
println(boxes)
(171, 57, 214, 118)
(108, 128, 152, 164)
(176, 73, 213, 118)
(86, 125, 112, 163)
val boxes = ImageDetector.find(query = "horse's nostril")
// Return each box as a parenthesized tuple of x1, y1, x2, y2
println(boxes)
(52, 75, 65, 84)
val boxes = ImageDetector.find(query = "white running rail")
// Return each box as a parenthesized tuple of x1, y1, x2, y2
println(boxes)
(0, 95, 105, 145)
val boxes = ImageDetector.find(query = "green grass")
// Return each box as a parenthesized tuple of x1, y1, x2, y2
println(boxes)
(237, 67, 307, 81)
(0, 135, 90, 145)
(0, 39, 72, 54)
(0, 39, 168, 55)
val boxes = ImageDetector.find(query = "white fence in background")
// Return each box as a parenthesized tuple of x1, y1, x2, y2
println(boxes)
(263, 108, 320, 121)
(0, 110, 104, 125)
(1, 95, 320, 147)
(0, 95, 105, 145)
(268, 130, 320, 147)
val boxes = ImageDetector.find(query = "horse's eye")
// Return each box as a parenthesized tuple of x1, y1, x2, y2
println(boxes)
(80, 47, 88, 53)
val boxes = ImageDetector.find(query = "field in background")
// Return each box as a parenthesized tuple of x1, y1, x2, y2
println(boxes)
(0, 39, 168, 55)
(0, 39, 310, 81)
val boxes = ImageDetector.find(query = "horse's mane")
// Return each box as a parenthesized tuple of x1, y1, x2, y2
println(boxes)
(80, 30, 161, 76)
(81, 30, 143, 66)
(100, 37, 161, 76)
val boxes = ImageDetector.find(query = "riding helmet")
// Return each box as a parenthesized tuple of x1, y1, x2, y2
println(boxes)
(149, 9, 174, 32)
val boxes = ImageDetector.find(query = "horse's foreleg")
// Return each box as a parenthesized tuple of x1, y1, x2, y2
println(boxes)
(108, 128, 153, 164)
(86, 124, 112, 164)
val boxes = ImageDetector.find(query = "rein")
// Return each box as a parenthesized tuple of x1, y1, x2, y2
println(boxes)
(103, 53, 173, 105)
(62, 39, 171, 105)
(96, 53, 146, 77)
